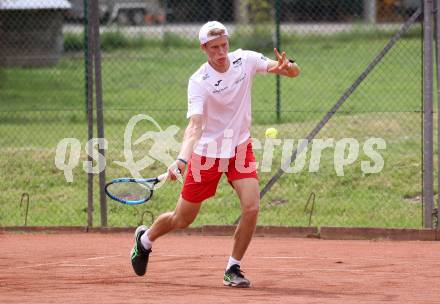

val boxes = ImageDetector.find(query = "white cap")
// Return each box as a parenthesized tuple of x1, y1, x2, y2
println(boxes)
(198, 21, 229, 45)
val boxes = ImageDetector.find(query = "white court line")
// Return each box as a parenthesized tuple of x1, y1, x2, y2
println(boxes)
(84, 255, 122, 261)
(200, 266, 411, 275)
(14, 261, 67, 269)
(58, 264, 106, 267)
(158, 254, 386, 262)
(256, 256, 343, 260)
(158, 254, 439, 264)
(161, 254, 440, 265)
(13, 254, 122, 269)
(159, 254, 339, 259)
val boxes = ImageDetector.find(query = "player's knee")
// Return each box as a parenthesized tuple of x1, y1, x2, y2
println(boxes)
(241, 198, 260, 217)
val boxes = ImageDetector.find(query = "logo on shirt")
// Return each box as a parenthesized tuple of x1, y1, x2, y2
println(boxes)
(214, 80, 222, 86)
(212, 86, 228, 94)
(202, 73, 210, 80)
(260, 55, 267, 61)
(234, 73, 246, 85)
(232, 58, 242, 67)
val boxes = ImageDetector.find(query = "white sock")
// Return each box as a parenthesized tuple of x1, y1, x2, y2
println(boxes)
(226, 256, 241, 270)
(140, 229, 153, 250)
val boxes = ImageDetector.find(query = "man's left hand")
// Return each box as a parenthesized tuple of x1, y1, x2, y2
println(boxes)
(268, 48, 290, 74)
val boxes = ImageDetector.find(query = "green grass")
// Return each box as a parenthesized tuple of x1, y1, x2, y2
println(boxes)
(0, 112, 424, 228)
(0, 29, 426, 228)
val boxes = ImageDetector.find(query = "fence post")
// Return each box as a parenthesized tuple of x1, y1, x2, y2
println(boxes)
(434, 0, 440, 228)
(423, 0, 434, 228)
(275, 0, 281, 122)
(84, 0, 94, 229)
(90, 0, 108, 227)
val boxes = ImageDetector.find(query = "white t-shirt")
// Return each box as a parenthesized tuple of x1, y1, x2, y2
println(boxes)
(187, 49, 268, 158)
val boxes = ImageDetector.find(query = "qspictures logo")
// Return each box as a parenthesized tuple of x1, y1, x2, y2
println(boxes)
(54, 114, 386, 182)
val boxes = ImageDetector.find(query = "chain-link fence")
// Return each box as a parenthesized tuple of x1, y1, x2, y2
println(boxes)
(0, 0, 426, 228)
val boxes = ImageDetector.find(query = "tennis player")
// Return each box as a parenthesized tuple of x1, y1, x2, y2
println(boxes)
(130, 21, 300, 288)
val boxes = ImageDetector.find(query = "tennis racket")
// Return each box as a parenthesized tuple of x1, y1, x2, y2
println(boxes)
(105, 172, 171, 205)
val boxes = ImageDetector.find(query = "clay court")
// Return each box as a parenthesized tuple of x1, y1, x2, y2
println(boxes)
(1, 231, 439, 304)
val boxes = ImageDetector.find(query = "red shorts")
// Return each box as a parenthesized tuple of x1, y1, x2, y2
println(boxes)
(181, 139, 258, 203)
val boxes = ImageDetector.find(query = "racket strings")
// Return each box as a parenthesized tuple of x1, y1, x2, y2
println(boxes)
(106, 182, 153, 202)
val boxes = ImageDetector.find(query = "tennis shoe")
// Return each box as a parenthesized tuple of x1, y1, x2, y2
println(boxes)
(223, 264, 251, 288)
(130, 225, 151, 276)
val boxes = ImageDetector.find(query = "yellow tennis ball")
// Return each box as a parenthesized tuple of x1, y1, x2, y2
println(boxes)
(265, 127, 278, 139)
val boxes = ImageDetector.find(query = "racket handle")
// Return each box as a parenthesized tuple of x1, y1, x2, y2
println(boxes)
(157, 172, 169, 182)
(158, 169, 181, 182)
(175, 168, 183, 183)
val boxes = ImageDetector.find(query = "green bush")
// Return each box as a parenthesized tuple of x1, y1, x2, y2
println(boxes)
(100, 31, 130, 50)
(162, 32, 196, 49)
(62, 23, 421, 54)
(230, 25, 274, 52)
(64, 32, 83, 52)
(63, 31, 197, 52)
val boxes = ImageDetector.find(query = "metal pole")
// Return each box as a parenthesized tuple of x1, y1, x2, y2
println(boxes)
(434, 0, 440, 228)
(423, 0, 434, 228)
(91, 0, 107, 227)
(84, 0, 94, 229)
(275, 0, 281, 122)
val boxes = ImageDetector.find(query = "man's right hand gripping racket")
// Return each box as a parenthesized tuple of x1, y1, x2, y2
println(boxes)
(105, 170, 182, 205)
